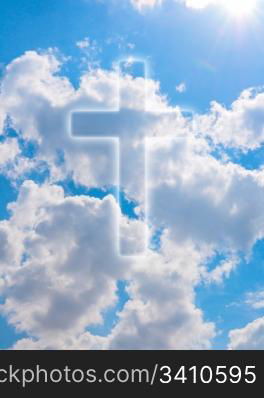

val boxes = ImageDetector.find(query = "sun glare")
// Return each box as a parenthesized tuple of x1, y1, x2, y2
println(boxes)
(219, 0, 257, 19)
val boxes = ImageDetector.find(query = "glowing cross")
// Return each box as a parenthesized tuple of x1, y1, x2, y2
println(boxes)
(71, 61, 151, 256)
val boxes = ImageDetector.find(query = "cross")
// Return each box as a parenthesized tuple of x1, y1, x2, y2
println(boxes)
(70, 61, 153, 256)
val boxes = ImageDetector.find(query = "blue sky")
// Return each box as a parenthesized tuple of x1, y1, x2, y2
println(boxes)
(2, 0, 264, 111)
(1, 0, 264, 350)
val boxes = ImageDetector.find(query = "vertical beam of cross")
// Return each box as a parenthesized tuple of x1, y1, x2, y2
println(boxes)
(71, 60, 148, 256)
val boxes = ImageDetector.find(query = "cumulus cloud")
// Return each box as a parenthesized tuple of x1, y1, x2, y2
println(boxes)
(0, 180, 214, 349)
(0, 50, 171, 193)
(148, 136, 264, 253)
(108, 246, 215, 349)
(1, 50, 264, 349)
(0, 181, 132, 341)
(195, 88, 264, 150)
(229, 317, 264, 349)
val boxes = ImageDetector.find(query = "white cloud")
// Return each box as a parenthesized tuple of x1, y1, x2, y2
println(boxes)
(148, 136, 264, 253)
(0, 50, 171, 195)
(246, 290, 264, 309)
(0, 109, 5, 134)
(176, 82, 186, 93)
(2, 50, 264, 349)
(76, 37, 90, 49)
(195, 88, 264, 149)
(0, 180, 215, 349)
(229, 317, 264, 349)
(76, 37, 101, 70)
(130, 0, 163, 11)
(203, 256, 238, 284)
(0, 181, 133, 341)
(0, 139, 20, 166)
(107, 248, 215, 349)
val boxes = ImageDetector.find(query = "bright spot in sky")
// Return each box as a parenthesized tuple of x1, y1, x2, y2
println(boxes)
(219, 0, 257, 18)
(186, 0, 258, 20)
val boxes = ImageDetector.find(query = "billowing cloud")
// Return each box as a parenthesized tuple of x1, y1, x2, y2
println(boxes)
(1, 50, 264, 349)
(195, 88, 264, 150)
(229, 317, 264, 349)
(107, 250, 215, 349)
(148, 136, 264, 253)
(0, 180, 132, 342)
(0, 50, 171, 194)
(0, 181, 215, 349)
